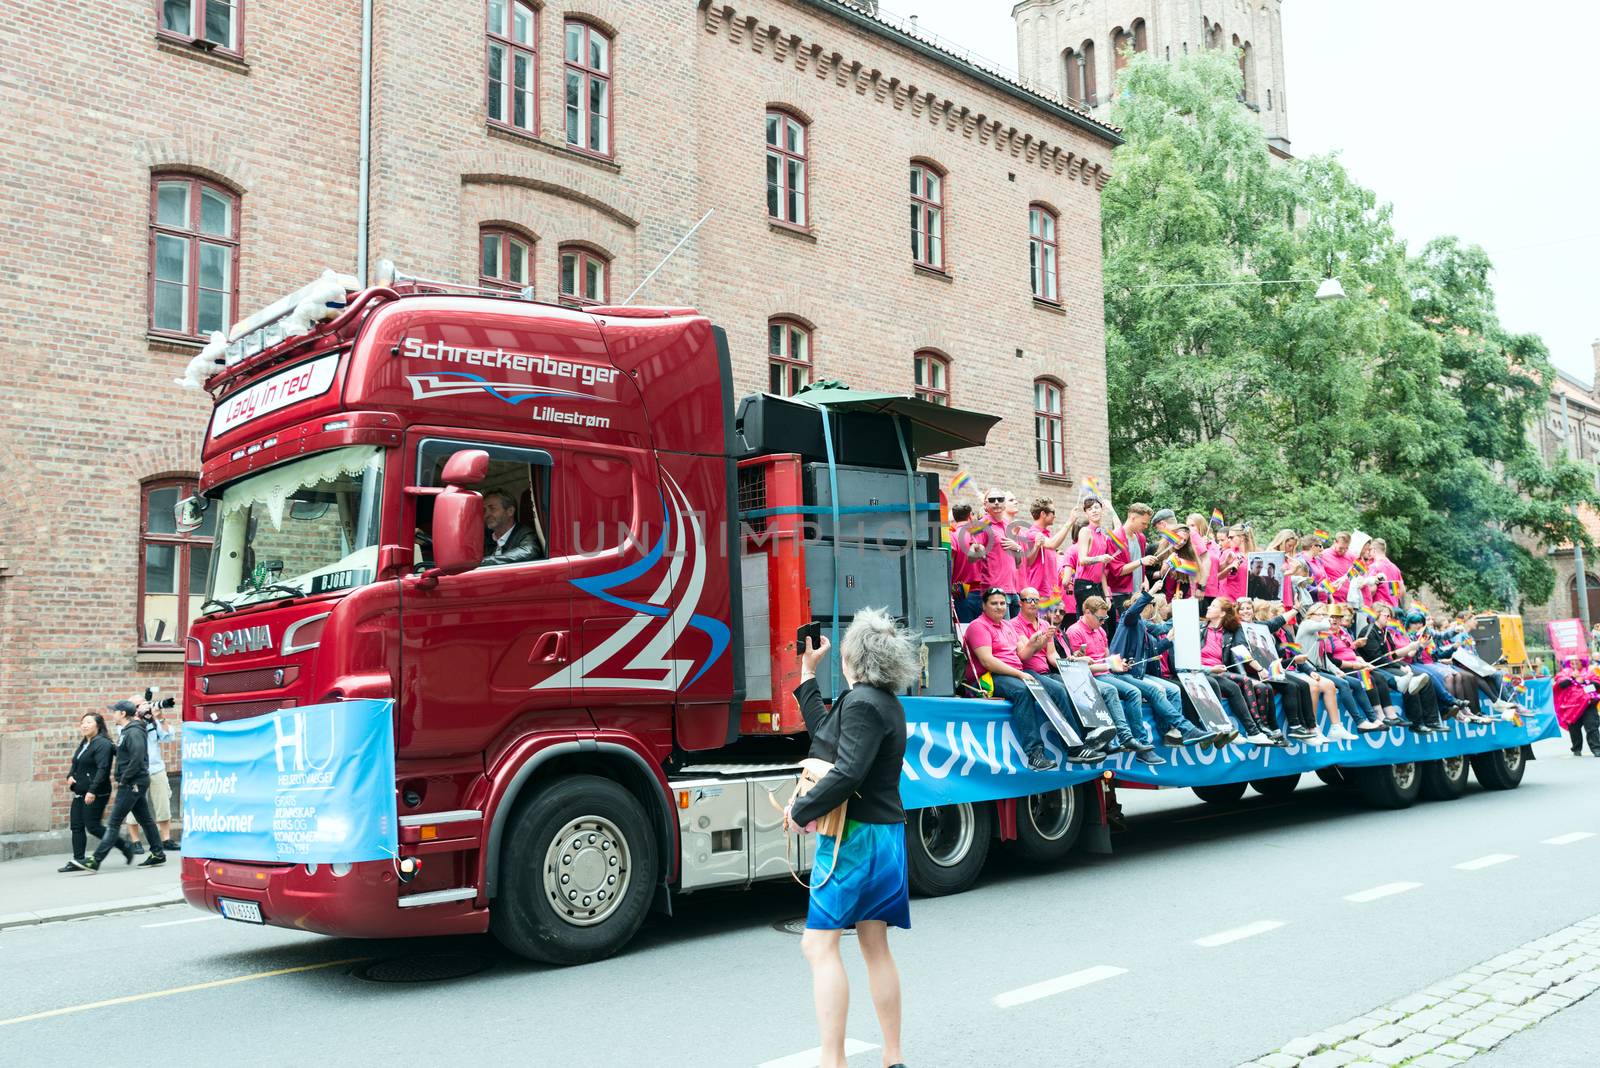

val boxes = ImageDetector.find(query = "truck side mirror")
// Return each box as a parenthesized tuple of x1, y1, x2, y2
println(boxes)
(431, 487, 485, 576)
(440, 449, 489, 485)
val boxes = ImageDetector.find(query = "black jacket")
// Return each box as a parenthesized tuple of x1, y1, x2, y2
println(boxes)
(790, 678, 907, 826)
(69, 734, 114, 796)
(484, 522, 540, 565)
(112, 721, 151, 788)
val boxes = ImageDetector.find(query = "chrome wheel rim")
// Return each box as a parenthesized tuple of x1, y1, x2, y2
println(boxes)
(1026, 788, 1075, 841)
(543, 816, 631, 927)
(1503, 748, 1524, 773)
(918, 803, 975, 868)
(1392, 762, 1417, 790)
(1442, 755, 1466, 780)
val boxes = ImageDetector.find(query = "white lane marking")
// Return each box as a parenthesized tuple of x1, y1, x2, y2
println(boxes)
(1542, 831, 1595, 846)
(141, 914, 224, 929)
(1454, 853, 1517, 871)
(756, 1038, 877, 1068)
(1195, 920, 1285, 948)
(1344, 881, 1422, 903)
(992, 965, 1128, 1008)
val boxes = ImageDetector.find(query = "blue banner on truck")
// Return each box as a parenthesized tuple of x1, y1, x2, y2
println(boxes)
(180, 699, 397, 864)
(899, 679, 1557, 810)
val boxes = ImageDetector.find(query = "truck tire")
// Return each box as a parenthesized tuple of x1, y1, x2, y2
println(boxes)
(1419, 755, 1470, 801)
(1010, 786, 1086, 864)
(1251, 774, 1301, 799)
(907, 802, 992, 896)
(1470, 747, 1527, 791)
(1315, 767, 1352, 789)
(1192, 781, 1248, 804)
(490, 774, 659, 965)
(1354, 761, 1421, 809)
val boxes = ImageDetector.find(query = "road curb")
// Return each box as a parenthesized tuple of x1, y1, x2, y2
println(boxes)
(0, 890, 187, 930)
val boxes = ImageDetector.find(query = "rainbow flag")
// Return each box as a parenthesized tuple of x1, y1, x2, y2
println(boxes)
(1158, 527, 1184, 549)
(1349, 558, 1368, 578)
(1313, 529, 1330, 540)
(1210, 507, 1225, 528)
(1107, 524, 1130, 559)
(950, 471, 974, 497)
(1360, 668, 1374, 690)
(1268, 660, 1285, 680)
(1040, 591, 1063, 609)
(1281, 639, 1304, 655)
(1318, 577, 1339, 598)
(1171, 556, 1199, 577)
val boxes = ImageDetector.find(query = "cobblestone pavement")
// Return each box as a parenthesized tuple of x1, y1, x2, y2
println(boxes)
(1240, 912, 1600, 1067)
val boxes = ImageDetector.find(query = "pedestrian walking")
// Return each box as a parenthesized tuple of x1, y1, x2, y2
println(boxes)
(68, 701, 166, 871)
(60, 711, 125, 871)
(785, 608, 915, 1068)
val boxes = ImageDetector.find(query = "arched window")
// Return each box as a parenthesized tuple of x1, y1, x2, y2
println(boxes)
(149, 173, 239, 339)
(913, 350, 950, 406)
(1079, 40, 1097, 105)
(564, 19, 612, 156)
(1241, 41, 1256, 102)
(765, 109, 808, 227)
(909, 161, 945, 270)
(1028, 204, 1059, 303)
(139, 477, 215, 649)
(487, 0, 538, 132)
(1034, 378, 1065, 476)
(768, 317, 812, 397)
(479, 226, 533, 293)
(1132, 18, 1148, 52)
(559, 244, 609, 306)
(1062, 47, 1083, 103)
(1113, 26, 1130, 71)
(159, 0, 242, 56)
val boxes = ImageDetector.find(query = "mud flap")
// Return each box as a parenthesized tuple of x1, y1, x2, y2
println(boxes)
(1080, 780, 1114, 855)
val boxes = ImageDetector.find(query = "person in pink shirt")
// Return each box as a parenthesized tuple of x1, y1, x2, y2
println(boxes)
(1057, 543, 1079, 626)
(1017, 498, 1072, 610)
(1185, 512, 1224, 607)
(1071, 498, 1115, 609)
(1216, 526, 1250, 603)
(948, 502, 986, 623)
(1317, 531, 1356, 600)
(968, 488, 1023, 614)
(1365, 538, 1405, 609)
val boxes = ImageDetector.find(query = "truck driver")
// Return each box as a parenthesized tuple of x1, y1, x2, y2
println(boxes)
(484, 491, 542, 565)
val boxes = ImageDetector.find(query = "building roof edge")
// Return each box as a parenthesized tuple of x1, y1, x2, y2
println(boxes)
(799, 0, 1125, 148)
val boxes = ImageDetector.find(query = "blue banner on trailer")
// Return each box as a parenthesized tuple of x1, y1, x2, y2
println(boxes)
(898, 679, 1557, 810)
(180, 699, 398, 863)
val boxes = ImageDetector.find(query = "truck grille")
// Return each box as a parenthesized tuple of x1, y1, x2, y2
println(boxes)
(197, 698, 297, 723)
(202, 666, 298, 695)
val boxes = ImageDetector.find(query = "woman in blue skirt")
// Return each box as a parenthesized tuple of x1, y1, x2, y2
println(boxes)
(785, 608, 916, 1068)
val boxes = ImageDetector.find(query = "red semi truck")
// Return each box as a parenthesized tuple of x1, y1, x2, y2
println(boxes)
(176, 271, 1542, 964)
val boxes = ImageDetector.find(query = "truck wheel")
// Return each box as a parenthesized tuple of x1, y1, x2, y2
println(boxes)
(1355, 762, 1421, 809)
(907, 802, 992, 896)
(1470, 747, 1527, 791)
(1419, 756, 1470, 801)
(1010, 786, 1086, 864)
(1193, 781, 1248, 804)
(1251, 774, 1300, 799)
(490, 775, 658, 965)
(1315, 767, 1352, 789)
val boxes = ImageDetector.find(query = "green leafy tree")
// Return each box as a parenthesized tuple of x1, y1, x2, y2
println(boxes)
(1102, 50, 1595, 610)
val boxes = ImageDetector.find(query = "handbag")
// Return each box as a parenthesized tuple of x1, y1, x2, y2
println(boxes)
(786, 756, 848, 887)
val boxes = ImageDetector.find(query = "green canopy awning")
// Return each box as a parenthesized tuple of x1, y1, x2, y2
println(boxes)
(789, 379, 1001, 459)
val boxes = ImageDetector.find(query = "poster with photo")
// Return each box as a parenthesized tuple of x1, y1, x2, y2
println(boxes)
(1057, 662, 1119, 735)
(1246, 551, 1287, 602)
(1178, 671, 1233, 733)
(1243, 623, 1282, 673)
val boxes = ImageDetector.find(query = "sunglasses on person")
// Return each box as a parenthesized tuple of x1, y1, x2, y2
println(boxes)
(1019, 596, 1039, 604)
(986, 496, 1006, 504)
(983, 587, 1008, 600)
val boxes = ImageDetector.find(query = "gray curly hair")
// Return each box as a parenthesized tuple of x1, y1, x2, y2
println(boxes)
(840, 607, 920, 693)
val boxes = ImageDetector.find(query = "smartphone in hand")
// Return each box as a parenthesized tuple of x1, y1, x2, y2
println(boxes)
(796, 621, 823, 652)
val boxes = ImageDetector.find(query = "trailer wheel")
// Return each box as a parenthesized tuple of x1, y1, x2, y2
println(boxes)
(1315, 767, 1352, 789)
(1010, 786, 1086, 864)
(1419, 756, 1470, 801)
(907, 802, 992, 896)
(490, 774, 658, 966)
(1250, 774, 1301, 799)
(1355, 762, 1421, 809)
(1192, 781, 1248, 804)
(1470, 747, 1526, 791)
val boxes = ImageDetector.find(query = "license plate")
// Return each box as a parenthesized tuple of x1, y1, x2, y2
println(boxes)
(219, 898, 264, 924)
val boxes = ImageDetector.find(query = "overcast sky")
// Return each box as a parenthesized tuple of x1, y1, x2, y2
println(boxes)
(887, 1, 1600, 383)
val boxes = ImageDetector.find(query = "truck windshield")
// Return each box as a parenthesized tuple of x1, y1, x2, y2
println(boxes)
(207, 446, 384, 609)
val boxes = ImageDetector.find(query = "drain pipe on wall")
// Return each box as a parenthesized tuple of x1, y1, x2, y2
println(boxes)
(357, 0, 373, 285)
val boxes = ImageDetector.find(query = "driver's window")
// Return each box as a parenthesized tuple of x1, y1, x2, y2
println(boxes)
(414, 439, 554, 568)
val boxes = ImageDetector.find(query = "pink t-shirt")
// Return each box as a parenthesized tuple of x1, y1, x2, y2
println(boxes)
(1200, 541, 1223, 597)
(949, 524, 980, 589)
(1011, 613, 1054, 673)
(971, 519, 1021, 594)
(1201, 626, 1227, 667)
(1369, 558, 1403, 608)
(1218, 549, 1248, 601)
(1064, 618, 1109, 672)
(964, 613, 1023, 675)
(1058, 546, 1079, 613)
(1325, 628, 1359, 664)
(1319, 548, 1355, 597)
(1104, 527, 1145, 597)
(1017, 525, 1062, 604)
(1075, 525, 1110, 583)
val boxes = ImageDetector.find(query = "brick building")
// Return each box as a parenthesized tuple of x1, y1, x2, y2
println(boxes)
(1011, 0, 1291, 155)
(1520, 341, 1600, 635)
(0, 0, 1120, 834)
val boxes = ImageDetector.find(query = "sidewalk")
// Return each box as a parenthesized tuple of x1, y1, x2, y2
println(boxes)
(0, 850, 184, 929)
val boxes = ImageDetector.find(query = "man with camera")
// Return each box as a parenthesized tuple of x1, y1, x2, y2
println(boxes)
(68, 700, 167, 871)
(137, 691, 180, 852)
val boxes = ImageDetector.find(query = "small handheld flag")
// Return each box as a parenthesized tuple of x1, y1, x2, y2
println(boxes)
(1107, 525, 1130, 559)
(1040, 592, 1063, 610)
(1158, 527, 1184, 549)
(1313, 529, 1330, 541)
(950, 471, 974, 497)
(1281, 640, 1303, 654)
(1360, 668, 1374, 690)
(1210, 507, 1225, 528)
(1171, 556, 1199, 577)
(1348, 558, 1368, 578)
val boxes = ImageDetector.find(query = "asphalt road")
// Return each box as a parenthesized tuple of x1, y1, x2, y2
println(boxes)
(2, 737, 1597, 1067)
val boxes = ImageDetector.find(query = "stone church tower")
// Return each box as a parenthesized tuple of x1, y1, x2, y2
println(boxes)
(1012, 0, 1291, 156)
